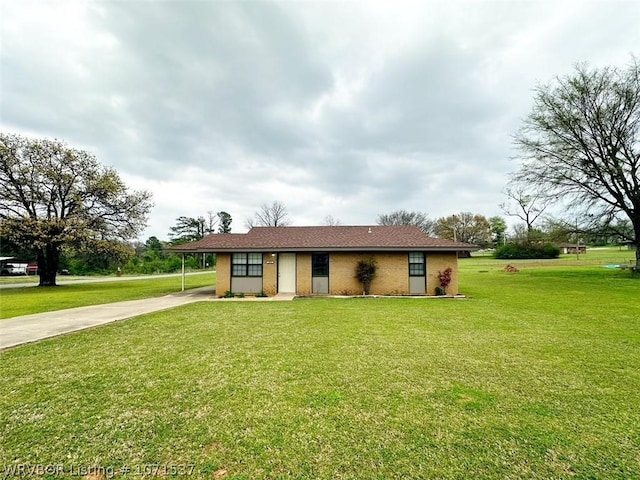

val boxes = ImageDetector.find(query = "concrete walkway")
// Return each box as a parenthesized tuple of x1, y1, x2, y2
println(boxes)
(0, 288, 295, 350)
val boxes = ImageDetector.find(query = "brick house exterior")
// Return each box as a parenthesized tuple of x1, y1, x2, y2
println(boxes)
(170, 225, 478, 296)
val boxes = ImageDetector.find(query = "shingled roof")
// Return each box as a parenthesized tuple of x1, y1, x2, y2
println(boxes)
(169, 225, 478, 253)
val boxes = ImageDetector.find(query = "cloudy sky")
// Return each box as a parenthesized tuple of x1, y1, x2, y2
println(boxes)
(2, 1, 638, 240)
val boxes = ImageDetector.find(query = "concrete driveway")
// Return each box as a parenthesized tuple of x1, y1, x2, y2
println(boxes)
(0, 271, 214, 290)
(0, 288, 295, 350)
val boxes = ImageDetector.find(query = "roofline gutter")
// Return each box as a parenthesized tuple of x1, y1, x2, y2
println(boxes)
(166, 246, 480, 254)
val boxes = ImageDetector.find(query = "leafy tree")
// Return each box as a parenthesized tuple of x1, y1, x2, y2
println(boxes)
(0, 134, 152, 286)
(512, 60, 640, 267)
(66, 240, 134, 275)
(217, 211, 232, 233)
(245, 201, 291, 228)
(0, 231, 32, 260)
(489, 216, 508, 246)
(169, 213, 216, 245)
(434, 212, 492, 247)
(377, 210, 434, 235)
(122, 236, 209, 275)
(170, 212, 232, 238)
(169, 212, 221, 268)
(145, 236, 165, 257)
(131, 240, 146, 258)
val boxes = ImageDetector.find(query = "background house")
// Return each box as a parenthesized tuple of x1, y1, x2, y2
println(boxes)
(171, 225, 478, 296)
(558, 243, 587, 255)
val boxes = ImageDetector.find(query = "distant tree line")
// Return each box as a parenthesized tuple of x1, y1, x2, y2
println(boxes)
(0, 207, 234, 276)
(4, 111, 636, 278)
(116, 210, 234, 275)
(376, 209, 504, 249)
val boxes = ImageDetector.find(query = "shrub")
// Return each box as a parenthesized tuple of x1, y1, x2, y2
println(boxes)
(437, 267, 453, 294)
(495, 243, 560, 259)
(355, 257, 378, 295)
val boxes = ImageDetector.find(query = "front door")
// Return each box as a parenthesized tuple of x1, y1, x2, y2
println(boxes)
(278, 253, 296, 293)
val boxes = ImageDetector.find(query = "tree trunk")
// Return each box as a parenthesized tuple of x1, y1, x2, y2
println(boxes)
(632, 214, 640, 273)
(38, 243, 60, 286)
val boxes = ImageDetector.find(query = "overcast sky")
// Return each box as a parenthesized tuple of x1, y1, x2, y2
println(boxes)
(2, 1, 638, 240)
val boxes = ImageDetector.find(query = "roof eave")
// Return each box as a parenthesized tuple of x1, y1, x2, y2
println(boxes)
(167, 246, 479, 254)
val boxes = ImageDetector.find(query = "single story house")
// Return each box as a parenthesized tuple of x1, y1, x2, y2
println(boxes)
(170, 225, 478, 296)
(559, 243, 587, 255)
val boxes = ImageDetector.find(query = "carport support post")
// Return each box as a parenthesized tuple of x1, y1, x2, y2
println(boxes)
(181, 254, 185, 292)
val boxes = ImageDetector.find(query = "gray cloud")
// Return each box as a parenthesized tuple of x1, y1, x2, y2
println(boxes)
(1, 1, 638, 238)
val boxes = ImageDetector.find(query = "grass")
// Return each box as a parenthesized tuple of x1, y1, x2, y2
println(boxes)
(468, 245, 637, 267)
(0, 275, 44, 285)
(0, 271, 216, 286)
(0, 275, 115, 285)
(0, 274, 131, 285)
(1, 265, 639, 478)
(0, 273, 217, 319)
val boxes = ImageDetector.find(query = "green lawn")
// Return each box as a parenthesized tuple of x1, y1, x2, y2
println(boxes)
(467, 245, 636, 267)
(0, 273, 217, 319)
(1, 266, 639, 479)
(0, 273, 128, 285)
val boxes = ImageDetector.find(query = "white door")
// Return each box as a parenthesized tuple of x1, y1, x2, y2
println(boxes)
(278, 253, 296, 293)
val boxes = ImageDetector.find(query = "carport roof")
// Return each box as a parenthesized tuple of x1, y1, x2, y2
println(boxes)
(168, 225, 479, 253)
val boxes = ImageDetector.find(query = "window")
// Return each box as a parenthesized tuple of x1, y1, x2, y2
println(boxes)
(409, 252, 425, 276)
(232, 253, 263, 277)
(312, 253, 329, 277)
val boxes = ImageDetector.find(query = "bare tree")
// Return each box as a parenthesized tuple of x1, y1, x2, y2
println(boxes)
(509, 223, 530, 243)
(322, 215, 342, 226)
(500, 186, 551, 233)
(377, 209, 434, 235)
(205, 210, 218, 234)
(512, 59, 640, 267)
(245, 201, 292, 229)
(244, 217, 256, 230)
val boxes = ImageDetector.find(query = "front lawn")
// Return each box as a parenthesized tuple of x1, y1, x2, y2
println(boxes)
(1, 267, 638, 479)
(0, 273, 217, 319)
